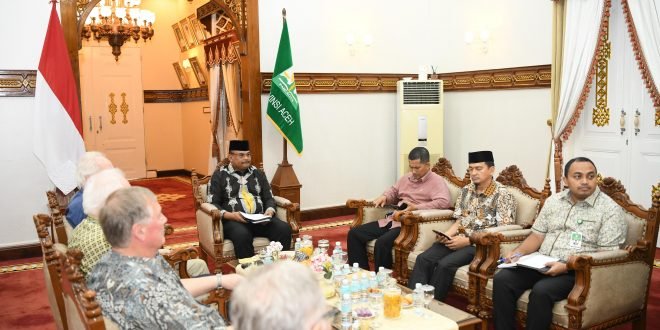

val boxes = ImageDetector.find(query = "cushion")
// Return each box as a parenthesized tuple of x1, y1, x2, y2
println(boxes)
(442, 178, 462, 205)
(505, 186, 540, 225)
(622, 210, 645, 247)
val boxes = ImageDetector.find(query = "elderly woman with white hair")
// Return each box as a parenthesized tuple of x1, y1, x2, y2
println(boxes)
(66, 151, 113, 228)
(230, 261, 335, 330)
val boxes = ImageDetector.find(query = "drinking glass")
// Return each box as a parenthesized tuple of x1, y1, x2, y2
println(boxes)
(383, 287, 402, 319)
(422, 284, 435, 309)
(369, 290, 384, 328)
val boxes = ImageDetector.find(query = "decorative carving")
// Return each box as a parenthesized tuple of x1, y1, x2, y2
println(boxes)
(59, 248, 105, 328)
(431, 157, 470, 187)
(0, 70, 37, 97)
(261, 65, 551, 94)
(592, 25, 611, 127)
(108, 92, 117, 124)
(143, 88, 209, 103)
(120, 92, 128, 124)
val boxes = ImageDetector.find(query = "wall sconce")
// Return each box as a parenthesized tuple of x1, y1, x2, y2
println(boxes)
(345, 33, 373, 56)
(182, 58, 191, 70)
(464, 30, 490, 54)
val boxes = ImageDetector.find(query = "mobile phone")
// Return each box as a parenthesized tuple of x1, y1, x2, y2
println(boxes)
(432, 230, 452, 240)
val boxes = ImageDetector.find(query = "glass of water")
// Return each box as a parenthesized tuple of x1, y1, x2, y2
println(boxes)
(369, 290, 384, 328)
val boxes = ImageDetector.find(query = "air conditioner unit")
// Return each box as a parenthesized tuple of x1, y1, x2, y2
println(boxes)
(396, 80, 444, 178)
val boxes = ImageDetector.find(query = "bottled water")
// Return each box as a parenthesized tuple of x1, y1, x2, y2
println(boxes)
(352, 262, 360, 273)
(340, 293, 353, 324)
(413, 283, 424, 315)
(360, 273, 370, 303)
(376, 267, 386, 287)
(368, 271, 378, 291)
(332, 241, 344, 266)
(340, 279, 351, 296)
(294, 237, 301, 252)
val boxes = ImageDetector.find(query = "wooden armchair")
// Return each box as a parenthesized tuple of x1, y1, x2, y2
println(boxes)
(33, 213, 68, 330)
(58, 248, 119, 330)
(46, 190, 73, 245)
(474, 178, 659, 329)
(346, 158, 470, 283)
(191, 167, 301, 273)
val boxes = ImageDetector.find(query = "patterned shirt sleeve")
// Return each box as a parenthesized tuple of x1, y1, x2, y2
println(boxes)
(495, 188, 516, 226)
(531, 197, 551, 234)
(452, 187, 466, 219)
(210, 169, 226, 210)
(256, 170, 276, 212)
(596, 204, 627, 249)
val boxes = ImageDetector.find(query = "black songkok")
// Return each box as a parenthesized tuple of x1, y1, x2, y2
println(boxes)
(229, 140, 250, 152)
(468, 151, 494, 164)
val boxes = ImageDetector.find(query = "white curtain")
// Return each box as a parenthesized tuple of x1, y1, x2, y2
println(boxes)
(628, 0, 660, 93)
(553, 0, 606, 139)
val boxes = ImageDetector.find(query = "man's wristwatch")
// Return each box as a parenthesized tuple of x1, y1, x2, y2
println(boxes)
(215, 273, 223, 289)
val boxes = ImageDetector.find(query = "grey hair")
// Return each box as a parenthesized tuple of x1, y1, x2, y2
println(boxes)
(75, 151, 113, 187)
(230, 261, 326, 330)
(100, 186, 157, 248)
(82, 168, 129, 218)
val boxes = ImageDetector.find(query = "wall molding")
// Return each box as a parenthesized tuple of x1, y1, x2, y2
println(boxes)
(143, 88, 208, 103)
(0, 70, 37, 97)
(1, 65, 550, 99)
(0, 243, 41, 261)
(301, 205, 354, 222)
(261, 64, 551, 94)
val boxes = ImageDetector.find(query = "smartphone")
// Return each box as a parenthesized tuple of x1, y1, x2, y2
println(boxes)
(432, 229, 452, 240)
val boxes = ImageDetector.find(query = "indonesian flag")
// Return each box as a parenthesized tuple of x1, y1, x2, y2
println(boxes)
(33, 2, 85, 194)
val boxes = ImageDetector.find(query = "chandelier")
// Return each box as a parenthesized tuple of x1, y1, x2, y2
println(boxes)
(81, 0, 156, 61)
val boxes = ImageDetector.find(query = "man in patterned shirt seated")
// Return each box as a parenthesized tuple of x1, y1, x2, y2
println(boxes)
(493, 157, 626, 329)
(88, 186, 243, 329)
(407, 150, 517, 301)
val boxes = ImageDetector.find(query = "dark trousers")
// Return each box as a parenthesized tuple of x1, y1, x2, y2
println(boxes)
(347, 221, 400, 270)
(493, 267, 575, 330)
(222, 216, 292, 259)
(407, 243, 475, 300)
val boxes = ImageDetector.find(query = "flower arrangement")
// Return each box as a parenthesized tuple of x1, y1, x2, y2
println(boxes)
(265, 241, 283, 258)
(311, 253, 333, 279)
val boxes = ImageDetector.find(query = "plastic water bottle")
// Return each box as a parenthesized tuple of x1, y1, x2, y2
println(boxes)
(350, 274, 361, 305)
(368, 271, 378, 291)
(340, 293, 353, 325)
(332, 241, 343, 264)
(343, 264, 351, 275)
(413, 283, 424, 315)
(376, 267, 386, 287)
(352, 262, 360, 273)
(340, 279, 351, 296)
(294, 237, 301, 252)
(360, 273, 370, 303)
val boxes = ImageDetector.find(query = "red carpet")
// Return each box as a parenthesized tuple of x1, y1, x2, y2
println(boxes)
(1, 177, 657, 329)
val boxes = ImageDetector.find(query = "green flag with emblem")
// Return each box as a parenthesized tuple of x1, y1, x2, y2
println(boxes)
(266, 12, 303, 154)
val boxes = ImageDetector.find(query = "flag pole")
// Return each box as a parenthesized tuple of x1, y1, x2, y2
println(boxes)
(282, 137, 288, 164)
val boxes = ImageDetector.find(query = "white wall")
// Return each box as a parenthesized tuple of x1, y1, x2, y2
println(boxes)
(0, 1, 54, 247)
(259, 0, 553, 210)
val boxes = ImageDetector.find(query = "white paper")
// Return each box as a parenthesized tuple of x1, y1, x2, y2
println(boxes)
(497, 252, 558, 270)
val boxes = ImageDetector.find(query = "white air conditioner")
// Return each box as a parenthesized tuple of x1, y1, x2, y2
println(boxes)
(396, 80, 444, 178)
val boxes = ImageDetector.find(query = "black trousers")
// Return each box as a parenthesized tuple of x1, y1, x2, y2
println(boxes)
(407, 243, 475, 300)
(493, 267, 575, 330)
(222, 216, 292, 259)
(347, 221, 400, 270)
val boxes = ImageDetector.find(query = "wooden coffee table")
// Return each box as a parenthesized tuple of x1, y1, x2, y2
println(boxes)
(398, 285, 484, 330)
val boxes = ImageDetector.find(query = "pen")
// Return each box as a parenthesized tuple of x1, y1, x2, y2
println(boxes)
(497, 252, 522, 264)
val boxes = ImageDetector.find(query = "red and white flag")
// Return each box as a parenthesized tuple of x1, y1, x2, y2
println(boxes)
(34, 1, 85, 194)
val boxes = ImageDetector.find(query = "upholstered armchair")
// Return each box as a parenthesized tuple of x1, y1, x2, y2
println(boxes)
(346, 159, 470, 281)
(474, 178, 659, 329)
(191, 168, 301, 273)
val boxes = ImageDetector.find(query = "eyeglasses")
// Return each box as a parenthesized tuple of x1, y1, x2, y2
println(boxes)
(230, 152, 252, 158)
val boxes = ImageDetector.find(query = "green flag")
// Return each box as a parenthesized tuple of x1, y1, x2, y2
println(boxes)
(266, 15, 303, 155)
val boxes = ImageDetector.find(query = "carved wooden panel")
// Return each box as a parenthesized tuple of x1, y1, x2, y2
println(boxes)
(0, 70, 37, 97)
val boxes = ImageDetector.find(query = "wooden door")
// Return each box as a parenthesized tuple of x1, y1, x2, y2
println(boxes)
(79, 46, 146, 179)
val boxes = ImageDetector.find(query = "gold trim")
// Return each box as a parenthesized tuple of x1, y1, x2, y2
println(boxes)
(143, 88, 209, 103)
(592, 25, 611, 127)
(260, 65, 551, 94)
(108, 92, 117, 124)
(120, 92, 129, 124)
(0, 70, 37, 97)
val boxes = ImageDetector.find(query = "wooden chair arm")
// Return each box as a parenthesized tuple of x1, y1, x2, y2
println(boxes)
(346, 199, 378, 228)
(162, 247, 200, 279)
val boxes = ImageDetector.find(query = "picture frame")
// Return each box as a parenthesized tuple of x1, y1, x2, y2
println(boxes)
(188, 14, 207, 45)
(179, 18, 198, 48)
(172, 23, 188, 52)
(189, 56, 208, 87)
(202, 106, 211, 114)
(172, 62, 190, 89)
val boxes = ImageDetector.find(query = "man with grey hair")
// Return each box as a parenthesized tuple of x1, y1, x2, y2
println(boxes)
(66, 151, 113, 228)
(230, 261, 333, 330)
(88, 186, 243, 329)
(68, 168, 128, 276)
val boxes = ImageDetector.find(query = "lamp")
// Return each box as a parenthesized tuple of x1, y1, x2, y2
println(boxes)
(81, 0, 156, 61)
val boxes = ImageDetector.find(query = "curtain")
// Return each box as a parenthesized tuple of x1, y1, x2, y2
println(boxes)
(549, 0, 567, 190)
(208, 63, 223, 174)
(626, 0, 660, 106)
(553, 0, 607, 140)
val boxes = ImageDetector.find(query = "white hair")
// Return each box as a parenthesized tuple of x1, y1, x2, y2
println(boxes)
(230, 261, 326, 330)
(76, 151, 113, 187)
(82, 168, 129, 218)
